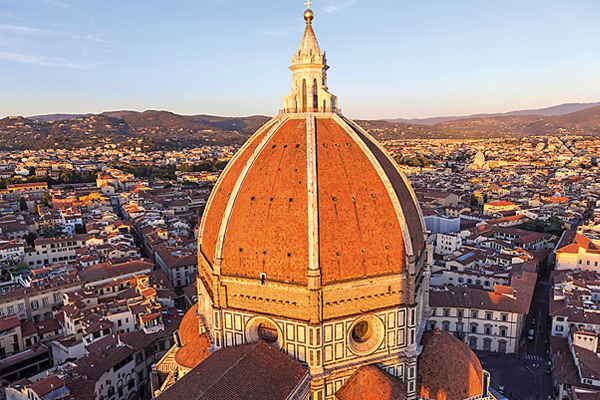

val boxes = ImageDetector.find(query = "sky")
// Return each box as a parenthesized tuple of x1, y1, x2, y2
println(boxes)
(1, 0, 599, 120)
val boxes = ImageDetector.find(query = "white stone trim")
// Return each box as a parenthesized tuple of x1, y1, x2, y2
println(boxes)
(199, 116, 281, 248)
(342, 116, 426, 241)
(331, 114, 415, 258)
(213, 116, 290, 264)
(306, 114, 320, 274)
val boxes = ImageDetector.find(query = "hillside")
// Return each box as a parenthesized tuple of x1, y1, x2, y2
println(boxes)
(2, 106, 598, 151)
(0, 111, 272, 150)
(388, 101, 600, 125)
(438, 106, 600, 136)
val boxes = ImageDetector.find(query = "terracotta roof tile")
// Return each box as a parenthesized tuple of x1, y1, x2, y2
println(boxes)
(200, 115, 424, 287)
(159, 341, 308, 400)
(335, 364, 407, 400)
(417, 330, 484, 400)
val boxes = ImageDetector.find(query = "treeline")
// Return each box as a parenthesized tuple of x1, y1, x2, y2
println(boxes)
(0, 169, 99, 189)
(109, 159, 230, 180)
(394, 156, 433, 167)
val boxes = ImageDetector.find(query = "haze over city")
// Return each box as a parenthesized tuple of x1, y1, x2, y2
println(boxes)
(1, 0, 599, 119)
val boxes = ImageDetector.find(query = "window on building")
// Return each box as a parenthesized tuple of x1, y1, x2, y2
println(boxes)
(486, 312, 492, 320)
(471, 311, 478, 319)
(31, 301, 38, 309)
(458, 278, 464, 283)
(485, 327, 492, 335)
(18, 304, 24, 313)
(458, 310, 463, 318)
(557, 317, 565, 322)
(579, 260, 583, 264)
(443, 322, 450, 332)
(431, 309, 436, 316)
(500, 328, 507, 337)
(471, 324, 478, 333)
(502, 314, 508, 322)
(8, 306, 14, 315)
(443, 309, 450, 317)
(556, 325, 564, 332)
(43, 298, 48, 306)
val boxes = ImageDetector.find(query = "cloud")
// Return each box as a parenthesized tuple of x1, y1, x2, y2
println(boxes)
(0, 51, 93, 68)
(324, 0, 357, 13)
(0, 24, 53, 35)
(42, 0, 69, 8)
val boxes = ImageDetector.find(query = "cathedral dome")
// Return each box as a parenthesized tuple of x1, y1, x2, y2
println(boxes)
(197, 7, 426, 326)
(417, 329, 485, 400)
(199, 114, 425, 285)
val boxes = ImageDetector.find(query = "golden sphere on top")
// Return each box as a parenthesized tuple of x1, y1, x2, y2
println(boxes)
(304, 9, 314, 24)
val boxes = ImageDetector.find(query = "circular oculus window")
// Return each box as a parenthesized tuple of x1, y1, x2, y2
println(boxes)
(245, 317, 283, 350)
(348, 316, 385, 356)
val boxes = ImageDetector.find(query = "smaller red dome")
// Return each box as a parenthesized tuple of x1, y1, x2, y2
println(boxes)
(417, 330, 484, 400)
(178, 304, 199, 346)
(175, 332, 211, 369)
(175, 304, 211, 369)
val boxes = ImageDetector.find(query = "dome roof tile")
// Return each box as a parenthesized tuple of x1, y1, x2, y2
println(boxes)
(199, 115, 424, 286)
(417, 330, 484, 400)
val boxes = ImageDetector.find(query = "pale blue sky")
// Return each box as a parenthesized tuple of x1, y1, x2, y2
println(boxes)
(1, 0, 599, 119)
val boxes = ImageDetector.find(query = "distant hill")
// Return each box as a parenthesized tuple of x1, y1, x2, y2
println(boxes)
(0, 111, 272, 150)
(437, 106, 600, 136)
(388, 101, 600, 125)
(3, 105, 598, 151)
(28, 113, 94, 122)
(356, 106, 600, 141)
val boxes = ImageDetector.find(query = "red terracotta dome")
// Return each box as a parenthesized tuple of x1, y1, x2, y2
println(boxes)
(417, 330, 485, 400)
(178, 304, 199, 346)
(175, 304, 211, 369)
(199, 114, 425, 285)
(174, 332, 211, 369)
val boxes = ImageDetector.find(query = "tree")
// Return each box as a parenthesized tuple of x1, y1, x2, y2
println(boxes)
(19, 197, 28, 211)
(179, 162, 192, 173)
(40, 225, 66, 238)
(470, 194, 478, 207)
(41, 192, 53, 207)
(182, 180, 199, 187)
(28, 166, 36, 176)
(163, 182, 173, 189)
(25, 232, 37, 247)
(483, 193, 489, 204)
(13, 263, 29, 274)
(75, 224, 86, 234)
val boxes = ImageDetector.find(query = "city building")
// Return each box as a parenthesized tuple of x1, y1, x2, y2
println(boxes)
(554, 230, 600, 271)
(429, 261, 537, 354)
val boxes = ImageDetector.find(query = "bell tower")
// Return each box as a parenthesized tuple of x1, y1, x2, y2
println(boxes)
(283, 3, 338, 113)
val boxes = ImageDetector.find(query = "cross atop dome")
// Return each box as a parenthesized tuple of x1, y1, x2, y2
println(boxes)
(282, 5, 338, 114)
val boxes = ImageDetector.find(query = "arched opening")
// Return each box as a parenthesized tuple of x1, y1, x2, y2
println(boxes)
(258, 321, 278, 344)
(302, 79, 307, 113)
(352, 320, 373, 343)
(313, 78, 319, 111)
